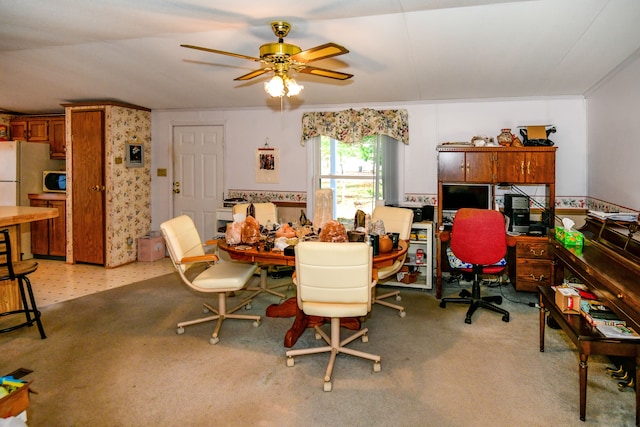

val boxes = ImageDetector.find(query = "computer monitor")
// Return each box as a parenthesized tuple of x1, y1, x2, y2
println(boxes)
(441, 184, 492, 223)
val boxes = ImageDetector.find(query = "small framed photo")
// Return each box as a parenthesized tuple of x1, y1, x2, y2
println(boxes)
(255, 147, 279, 183)
(126, 143, 144, 168)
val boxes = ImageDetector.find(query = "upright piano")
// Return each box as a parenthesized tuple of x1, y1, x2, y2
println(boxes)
(541, 215, 640, 424)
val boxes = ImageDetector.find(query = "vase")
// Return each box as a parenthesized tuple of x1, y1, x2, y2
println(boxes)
(497, 128, 513, 147)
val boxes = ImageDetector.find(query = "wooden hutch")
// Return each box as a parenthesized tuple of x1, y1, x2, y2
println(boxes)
(435, 145, 557, 298)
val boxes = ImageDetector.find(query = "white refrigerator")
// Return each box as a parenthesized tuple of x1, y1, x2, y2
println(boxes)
(0, 140, 64, 258)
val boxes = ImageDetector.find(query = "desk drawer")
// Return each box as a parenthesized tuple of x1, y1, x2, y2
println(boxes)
(516, 241, 551, 259)
(514, 259, 552, 292)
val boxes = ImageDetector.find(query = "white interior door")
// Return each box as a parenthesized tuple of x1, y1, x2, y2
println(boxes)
(172, 125, 224, 240)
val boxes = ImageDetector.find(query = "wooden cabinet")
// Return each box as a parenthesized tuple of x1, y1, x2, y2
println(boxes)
(507, 235, 553, 292)
(10, 118, 49, 142)
(435, 146, 557, 298)
(495, 150, 555, 184)
(437, 150, 494, 182)
(29, 194, 66, 259)
(10, 116, 66, 159)
(48, 118, 66, 159)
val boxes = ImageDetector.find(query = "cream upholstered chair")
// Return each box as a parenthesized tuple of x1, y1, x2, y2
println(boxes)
(371, 206, 414, 317)
(285, 241, 380, 392)
(231, 202, 278, 226)
(161, 215, 261, 345)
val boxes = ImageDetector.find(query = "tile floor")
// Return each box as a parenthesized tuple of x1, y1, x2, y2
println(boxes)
(29, 257, 175, 307)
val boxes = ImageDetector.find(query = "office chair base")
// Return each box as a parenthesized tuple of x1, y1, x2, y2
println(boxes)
(285, 317, 381, 391)
(374, 289, 406, 317)
(244, 268, 287, 304)
(372, 291, 407, 317)
(176, 292, 261, 344)
(440, 277, 510, 324)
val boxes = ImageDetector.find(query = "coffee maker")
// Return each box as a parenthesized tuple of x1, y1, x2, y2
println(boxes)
(504, 194, 530, 233)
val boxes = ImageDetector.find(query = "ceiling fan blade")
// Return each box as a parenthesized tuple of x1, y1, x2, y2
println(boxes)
(290, 43, 349, 63)
(234, 68, 271, 81)
(180, 44, 262, 62)
(296, 65, 353, 80)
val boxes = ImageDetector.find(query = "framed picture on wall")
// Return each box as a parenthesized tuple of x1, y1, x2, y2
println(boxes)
(126, 143, 144, 168)
(255, 147, 279, 183)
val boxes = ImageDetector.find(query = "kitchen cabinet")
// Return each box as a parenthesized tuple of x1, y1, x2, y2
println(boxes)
(48, 117, 66, 159)
(29, 193, 66, 259)
(10, 118, 49, 142)
(10, 115, 66, 158)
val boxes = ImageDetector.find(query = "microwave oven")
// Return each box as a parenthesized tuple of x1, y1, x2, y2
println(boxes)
(43, 170, 67, 193)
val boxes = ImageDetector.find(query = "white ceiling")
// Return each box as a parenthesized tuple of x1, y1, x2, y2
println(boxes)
(1, 0, 639, 114)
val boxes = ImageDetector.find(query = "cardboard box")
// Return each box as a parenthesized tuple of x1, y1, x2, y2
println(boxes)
(554, 227, 584, 247)
(555, 286, 581, 314)
(0, 381, 31, 419)
(138, 235, 165, 262)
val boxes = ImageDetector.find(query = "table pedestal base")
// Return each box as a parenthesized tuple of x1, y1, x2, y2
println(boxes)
(267, 297, 361, 348)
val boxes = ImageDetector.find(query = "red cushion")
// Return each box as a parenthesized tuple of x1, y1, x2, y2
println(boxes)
(450, 208, 507, 266)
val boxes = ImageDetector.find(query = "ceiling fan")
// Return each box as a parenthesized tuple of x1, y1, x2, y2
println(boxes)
(181, 21, 353, 97)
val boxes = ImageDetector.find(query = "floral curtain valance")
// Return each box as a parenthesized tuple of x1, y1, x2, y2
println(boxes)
(300, 108, 409, 145)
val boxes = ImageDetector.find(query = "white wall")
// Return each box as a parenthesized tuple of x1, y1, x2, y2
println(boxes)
(151, 97, 587, 230)
(586, 53, 640, 211)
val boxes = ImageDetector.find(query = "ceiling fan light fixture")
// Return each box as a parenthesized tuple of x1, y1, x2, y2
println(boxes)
(264, 75, 285, 97)
(285, 77, 303, 97)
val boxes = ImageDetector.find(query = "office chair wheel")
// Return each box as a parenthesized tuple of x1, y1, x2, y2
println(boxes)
(176, 326, 185, 335)
(279, 298, 286, 304)
(362, 334, 369, 343)
(253, 320, 261, 327)
(465, 317, 472, 324)
(439, 301, 446, 308)
(244, 303, 252, 310)
(502, 314, 509, 322)
(203, 307, 210, 314)
(398, 310, 406, 318)
(323, 381, 332, 392)
(209, 336, 220, 345)
(286, 357, 294, 367)
(395, 295, 402, 301)
(373, 362, 381, 373)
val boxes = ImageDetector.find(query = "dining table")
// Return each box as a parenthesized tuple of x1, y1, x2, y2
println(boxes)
(217, 239, 408, 347)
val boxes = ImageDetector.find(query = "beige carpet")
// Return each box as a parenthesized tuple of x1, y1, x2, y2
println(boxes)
(0, 273, 636, 427)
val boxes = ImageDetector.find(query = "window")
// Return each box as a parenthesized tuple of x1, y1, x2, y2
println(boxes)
(313, 134, 399, 223)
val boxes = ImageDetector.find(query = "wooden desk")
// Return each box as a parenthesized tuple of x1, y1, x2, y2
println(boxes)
(219, 240, 408, 347)
(539, 286, 640, 425)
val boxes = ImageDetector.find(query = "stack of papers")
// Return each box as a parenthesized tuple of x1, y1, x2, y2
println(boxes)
(588, 211, 638, 222)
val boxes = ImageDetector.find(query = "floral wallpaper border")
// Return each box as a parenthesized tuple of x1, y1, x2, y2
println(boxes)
(227, 189, 637, 215)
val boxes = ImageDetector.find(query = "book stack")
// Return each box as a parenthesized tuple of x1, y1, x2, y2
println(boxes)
(596, 324, 640, 339)
(580, 299, 625, 327)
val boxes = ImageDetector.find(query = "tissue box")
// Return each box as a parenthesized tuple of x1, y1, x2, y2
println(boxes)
(554, 286, 581, 314)
(555, 227, 584, 247)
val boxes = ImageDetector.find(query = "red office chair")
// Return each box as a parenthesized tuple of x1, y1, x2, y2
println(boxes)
(439, 208, 515, 324)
